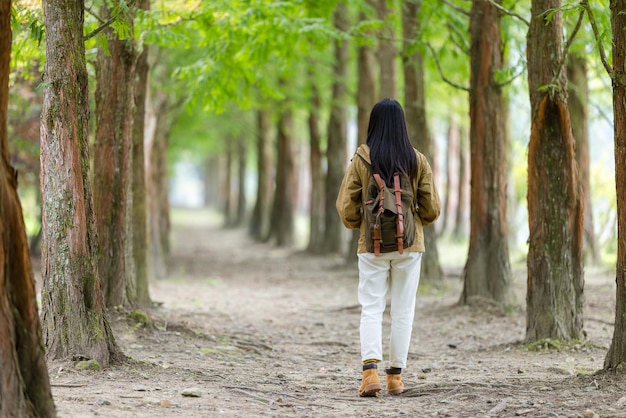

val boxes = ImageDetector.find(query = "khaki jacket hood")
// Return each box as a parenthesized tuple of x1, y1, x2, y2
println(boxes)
(335, 144, 441, 254)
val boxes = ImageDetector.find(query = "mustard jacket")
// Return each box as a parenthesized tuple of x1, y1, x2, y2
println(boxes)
(336, 144, 441, 253)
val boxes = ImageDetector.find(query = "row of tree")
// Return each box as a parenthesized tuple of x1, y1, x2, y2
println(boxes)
(2, 0, 626, 416)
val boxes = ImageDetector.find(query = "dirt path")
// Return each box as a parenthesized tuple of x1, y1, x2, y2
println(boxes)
(49, 209, 624, 417)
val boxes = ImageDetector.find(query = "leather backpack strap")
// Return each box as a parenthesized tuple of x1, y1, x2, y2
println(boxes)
(393, 174, 404, 254)
(373, 173, 385, 256)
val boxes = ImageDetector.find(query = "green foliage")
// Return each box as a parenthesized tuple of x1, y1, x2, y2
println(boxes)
(7, 0, 620, 267)
(10, 1, 45, 78)
(544, 1, 587, 27)
(420, 0, 470, 120)
(169, 103, 256, 163)
(494, 65, 522, 86)
(584, 0, 611, 66)
(138, 0, 340, 113)
(141, 0, 344, 168)
(499, 3, 530, 105)
(110, 0, 134, 40)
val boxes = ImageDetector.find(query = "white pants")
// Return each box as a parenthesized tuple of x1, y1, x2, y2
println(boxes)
(357, 251, 423, 369)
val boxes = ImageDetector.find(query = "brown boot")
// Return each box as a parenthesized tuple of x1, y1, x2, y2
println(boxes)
(359, 363, 382, 397)
(386, 367, 404, 395)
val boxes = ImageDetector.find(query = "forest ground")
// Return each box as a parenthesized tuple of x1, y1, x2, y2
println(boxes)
(43, 208, 625, 418)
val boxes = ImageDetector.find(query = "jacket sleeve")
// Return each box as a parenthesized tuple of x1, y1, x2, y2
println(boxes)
(415, 154, 441, 226)
(336, 157, 363, 230)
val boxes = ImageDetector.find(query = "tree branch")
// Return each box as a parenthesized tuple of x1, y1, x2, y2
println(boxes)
(83, 0, 139, 42)
(440, 0, 470, 17)
(85, 5, 106, 24)
(581, 0, 613, 79)
(564, 7, 585, 54)
(446, 22, 470, 56)
(425, 42, 470, 92)
(551, 7, 585, 87)
(494, 64, 526, 89)
(84, 14, 117, 41)
(486, 0, 530, 26)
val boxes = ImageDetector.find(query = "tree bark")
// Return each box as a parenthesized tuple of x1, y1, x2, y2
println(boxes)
(133, 0, 152, 307)
(375, 0, 397, 98)
(402, 0, 443, 283)
(40, 0, 122, 365)
(236, 136, 247, 225)
(145, 91, 169, 278)
(0, 0, 56, 414)
(249, 110, 272, 241)
(223, 137, 234, 226)
(204, 155, 221, 208)
(460, 0, 513, 305)
(345, 9, 378, 263)
(307, 77, 325, 253)
(525, 0, 584, 341)
(268, 105, 295, 246)
(323, 2, 349, 254)
(567, 54, 598, 265)
(155, 121, 170, 260)
(604, 0, 626, 370)
(356, 15, 377, 148)
(440, 116, 459, 237)
(453, 127, 469, 238)
(94, 2, 137, 308)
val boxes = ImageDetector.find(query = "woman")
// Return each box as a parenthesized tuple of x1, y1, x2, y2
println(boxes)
(336, 98, 441, 397)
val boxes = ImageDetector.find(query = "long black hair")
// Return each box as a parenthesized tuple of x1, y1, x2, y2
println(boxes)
(366, 98, 417, 186)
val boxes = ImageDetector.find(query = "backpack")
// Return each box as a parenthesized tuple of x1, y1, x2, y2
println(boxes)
(360, 157, 416, 256)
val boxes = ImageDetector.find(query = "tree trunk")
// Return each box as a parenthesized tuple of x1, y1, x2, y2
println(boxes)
(346, 9, 378, 263)
(94, 2, 137, 308)
(460, 0, 513, 305)
(40, 0, 122, 365)
(604, 0, 626, 370)
(249, 110, 272, 241)
(307, 78, 325, 253)
(441, 116, 459, 237)
(204, 155, 221, 208)
(236, 136, 247, 225)
(402, 0, 443, 283)
(375, 0, 396, 98)
(525, 0, 584, 341)
(453, 127, 469, 238)
(268, 106, 295, 246)
(145, 91, 169, 278)
(0, 1, 55, 414)
(567, 54, 598, 265)
(223, 138, 234, 227)
(133, 0, 151, 307)
(323, 2, 349, 254)
(357, 16, 377, 147)
(155, 124, 170, 260)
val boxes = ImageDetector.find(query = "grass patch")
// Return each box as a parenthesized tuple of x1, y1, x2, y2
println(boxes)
(526, 338, 564, 351)
(128, 310, 152, 331)
(526, 338, 588, 352)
